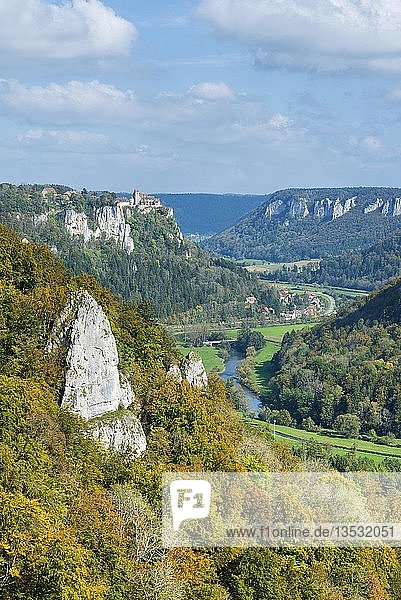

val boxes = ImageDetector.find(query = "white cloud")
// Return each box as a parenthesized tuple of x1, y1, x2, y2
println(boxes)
(20, 128, 108, 144)
(363, 136, 383, 155)
(188, 81, 235, 100)
(268, 113, 291, 129)
(197, 0, 401, 73)
(348, 134, 385, 157)
(0, 79, 140, 121)
(0, 0, 137, 60)
(1, 78, 300, 151)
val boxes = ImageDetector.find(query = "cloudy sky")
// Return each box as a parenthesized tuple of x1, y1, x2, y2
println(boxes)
(2, 0, 401, 193)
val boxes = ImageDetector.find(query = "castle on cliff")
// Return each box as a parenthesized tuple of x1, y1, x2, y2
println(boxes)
(117, 189, 166, 214)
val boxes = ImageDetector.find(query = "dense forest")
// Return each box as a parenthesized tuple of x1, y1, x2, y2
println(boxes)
(205, 187, 401, 261)
(266, 233, 401, 291)
(156, 193, 264, 235)
(3, 222, 401, 598)
(268, 278, 401, 438)
(0, 183, 279, 321)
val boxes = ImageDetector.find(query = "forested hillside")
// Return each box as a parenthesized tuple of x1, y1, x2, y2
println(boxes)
(205, 187, 401, 261)
(156, 193, 264, 234)
(269, 277, 401, 437)
(3, 223, 401, 598)
(266, 233, 401, 291)
(0, 183, 279, 321)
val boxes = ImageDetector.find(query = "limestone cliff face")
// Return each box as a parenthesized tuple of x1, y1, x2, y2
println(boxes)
(364, 197, 401, 217)
(262, 191, 401, 223)
(167, 352, 208, 390)
(64, 209, 94, 244)
(47, 290, 146, 456)
(264, 195, 357, 222)
(182, 352, 208, 390)
(94, 206, 135, 254)
(63, 207, 134, 254)
(89, 411, 146, 457)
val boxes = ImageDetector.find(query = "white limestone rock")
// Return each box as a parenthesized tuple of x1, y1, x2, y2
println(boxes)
(94, 205, 134, 254)
(64, 209, 94, 243)
(48, 290, 147, 456)
(289, 197, 309, 218)
(48, 291, 134, 419)
(364, 198, 384, 214)
(167, 364, 183, 383)
(90, 411, 146, 458)
(182, 352, 208, 390)
(63, 206, 135, 254)
(33, 212, 50, 227)
(264, 198, 286, 218)
(393, 198, 401, 216)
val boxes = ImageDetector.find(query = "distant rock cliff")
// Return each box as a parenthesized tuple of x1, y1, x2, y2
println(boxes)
(64, 206, 135, 254)
(205, 187, 401, 262)
(47, 290, 146, 457)
(264, 193, 358, 222)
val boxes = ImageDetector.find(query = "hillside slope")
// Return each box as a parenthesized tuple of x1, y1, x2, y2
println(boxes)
(269, 277, 401, 436)
(0, 183, 279, 320)
(2, 223, 401, 598)
(156, 193, 264, 234)
(267, 232, 401, 291)
(205, 187, 401, 261)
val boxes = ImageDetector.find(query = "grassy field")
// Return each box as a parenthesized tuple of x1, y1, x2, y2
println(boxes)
(228, 323, 316, 394)
(272, 281, 367, 298)
(253, 341, 281, 391)
(226, 323, 316, 342)
(178, 345, 224, 373)
(250, 421, 401, 465)
(244, 259, 321, 274)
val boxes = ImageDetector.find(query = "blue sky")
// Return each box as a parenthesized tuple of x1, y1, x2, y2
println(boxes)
(2, 0, 401, 193)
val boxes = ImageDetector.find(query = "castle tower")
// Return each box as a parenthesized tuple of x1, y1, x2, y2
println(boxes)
(132, 189, 142, 206)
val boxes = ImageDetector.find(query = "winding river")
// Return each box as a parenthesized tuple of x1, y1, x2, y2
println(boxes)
(219, 348, 262, 415)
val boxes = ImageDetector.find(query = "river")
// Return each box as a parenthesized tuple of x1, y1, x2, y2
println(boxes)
(219, 348, 262, 415)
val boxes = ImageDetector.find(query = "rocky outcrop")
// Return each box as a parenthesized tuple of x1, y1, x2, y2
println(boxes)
(63, 207, 135, 254)
(89, 411, 146, 458)
(264, 194, 357, 222)
(167, 364, 183, 383)
(47, 290, 146, 456)
(167, 353, 208, 390)
(94, 206, 135, 254)
(32, 212, 50, 227)
(289, 197, 309, 218)
(182, 352, 208, 390)
(364, 197, 401, 217)
(364, 198, 384, 214)
(64, 209, 94, 243)
(264, 198, 286, 218)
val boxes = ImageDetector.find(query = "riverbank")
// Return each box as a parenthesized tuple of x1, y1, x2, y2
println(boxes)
(219, 349, 261, 414)
(178, 322, 317, 413)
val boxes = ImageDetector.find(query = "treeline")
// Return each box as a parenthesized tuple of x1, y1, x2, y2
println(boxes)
(266, 233, 401, 290)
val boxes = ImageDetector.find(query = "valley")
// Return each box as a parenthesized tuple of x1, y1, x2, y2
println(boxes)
(6, 1, 401, 595)
(3, 184, 401, 598)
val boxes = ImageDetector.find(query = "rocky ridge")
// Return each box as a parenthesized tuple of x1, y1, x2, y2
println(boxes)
(205, 186, 401, 261)
(262, 190, 401, 222)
